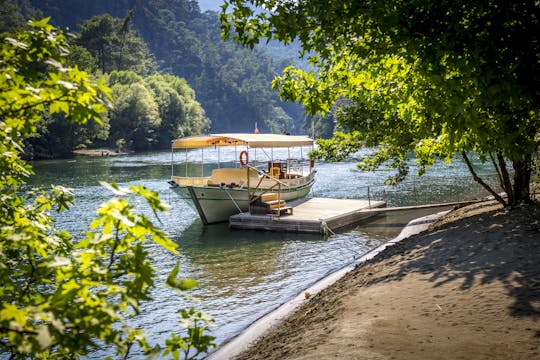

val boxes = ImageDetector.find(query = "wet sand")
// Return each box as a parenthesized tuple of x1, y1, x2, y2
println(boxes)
(232, 201, 540, 359)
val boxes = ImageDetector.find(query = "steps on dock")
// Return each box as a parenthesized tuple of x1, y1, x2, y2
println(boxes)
(250, 192, 292, 216)
(260, 193, 278, 202)
(264, 199, 287, 209)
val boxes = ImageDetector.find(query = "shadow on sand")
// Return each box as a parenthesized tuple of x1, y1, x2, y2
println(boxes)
(365, 204, 540, 336)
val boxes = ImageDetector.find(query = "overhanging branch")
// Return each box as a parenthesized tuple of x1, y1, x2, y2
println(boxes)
(462, 151, 508, 206)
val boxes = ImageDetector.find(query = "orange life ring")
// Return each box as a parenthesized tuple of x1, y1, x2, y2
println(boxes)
(239, 150, 249, 166)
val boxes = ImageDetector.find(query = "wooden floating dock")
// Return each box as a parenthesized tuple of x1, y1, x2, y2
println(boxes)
(229, 197, 386, 234)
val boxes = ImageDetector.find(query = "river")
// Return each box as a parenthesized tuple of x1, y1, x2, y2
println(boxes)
(28, 149, 497, 358)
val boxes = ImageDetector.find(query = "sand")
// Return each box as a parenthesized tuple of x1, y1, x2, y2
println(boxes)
(232, 201, 540, 360)
(72, 148, 126, 156)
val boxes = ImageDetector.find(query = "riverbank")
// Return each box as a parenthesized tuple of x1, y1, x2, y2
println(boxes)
(232, 200, 540, 359)
(72, 148, 127, 157)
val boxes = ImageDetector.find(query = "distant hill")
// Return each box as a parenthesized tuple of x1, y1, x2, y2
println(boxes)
(26, 0, 307, 134)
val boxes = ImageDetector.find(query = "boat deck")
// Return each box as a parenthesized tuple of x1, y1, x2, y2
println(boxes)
(229, 197, 386, 234)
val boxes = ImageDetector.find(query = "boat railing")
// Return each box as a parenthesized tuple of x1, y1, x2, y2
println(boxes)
(245, 164, 290, 214)
(286, 158, 312, 176)
(246, 164, 289, 188)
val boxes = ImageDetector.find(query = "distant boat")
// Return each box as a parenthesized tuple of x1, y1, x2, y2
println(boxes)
(168, 133, 316, 224)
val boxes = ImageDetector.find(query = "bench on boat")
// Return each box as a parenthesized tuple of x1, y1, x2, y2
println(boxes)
(207, 168, 260, 187)
(171, 176, 209, 186)
(171, 168, 297, 189)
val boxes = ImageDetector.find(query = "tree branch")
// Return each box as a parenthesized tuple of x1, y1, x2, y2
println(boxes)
(19, 246, 38, 302)
(0, 326, 38, 336)
(0, 94, 70, 119)
(107, 220, 121, 272)
(123, 341, 132, 360)
(462, 151, 507, 206)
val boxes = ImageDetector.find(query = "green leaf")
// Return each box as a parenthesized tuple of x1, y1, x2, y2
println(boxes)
(166, 264, 198, 291)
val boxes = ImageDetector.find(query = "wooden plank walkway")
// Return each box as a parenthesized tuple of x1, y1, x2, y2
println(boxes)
(229, 197, 386, 234)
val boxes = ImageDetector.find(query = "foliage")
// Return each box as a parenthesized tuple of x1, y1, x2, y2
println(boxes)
(1, 8, 210, 156)
(0, 0, 26, 35)
(2, 1, 311, 153)
(108, 76, 161, 151)
(0, 17, 110, 178)
(65, 44, 99, 73)
(1, 19, 214, 359)
(24, 112, 110, 158)
(25, 0, 307, 134)
(162, 308, 216, 360)
(77, 12, 157, 76)
(221, 0, 540, 205)
(303, 98, 357, 140)
(0, 4, 105, 159)
(161, 264, 216, 360)
(106, 70, 210, 150)
(145, 73, 210, 147)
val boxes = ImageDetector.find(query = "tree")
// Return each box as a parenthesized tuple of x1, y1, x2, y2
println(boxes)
(0, 0, 26, 35)
(107, 71, 161, 151)
(221, 0, 540, 206)
(66, 44, 99, 73)
(78, 12, 157, 75)
(145, 73, 210, 147)
(0, 19, 214, 358)
(25, 0, 309, 134)
(24, 111, 110, 159)
(106, 71, 209, 151)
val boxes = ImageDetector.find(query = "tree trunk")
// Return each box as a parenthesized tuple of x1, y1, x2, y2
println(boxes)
(511, 154, 532, 205)
(496, 151, 514, 205)
(489, 152, 504, 190)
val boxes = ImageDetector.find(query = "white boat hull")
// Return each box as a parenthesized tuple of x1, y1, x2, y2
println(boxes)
(171, 173, 315, 224)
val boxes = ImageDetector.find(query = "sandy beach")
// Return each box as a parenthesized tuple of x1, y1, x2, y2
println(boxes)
(232, 200, 540, 359)
(72, 148, 126, 157)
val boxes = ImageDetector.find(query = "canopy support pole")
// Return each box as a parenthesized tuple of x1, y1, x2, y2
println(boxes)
(287, 147, 290, 178)
(301, 146, 303, 175)
(185, 148, 188, 177)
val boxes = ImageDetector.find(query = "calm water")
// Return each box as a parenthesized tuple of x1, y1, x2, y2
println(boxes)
(28, 149, 496, 358)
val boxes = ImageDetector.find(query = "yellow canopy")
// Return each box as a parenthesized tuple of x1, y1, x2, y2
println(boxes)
(171, 133, 313, 149)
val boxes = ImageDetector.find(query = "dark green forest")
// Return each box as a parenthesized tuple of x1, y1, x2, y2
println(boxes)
(0, 0, 328, 158)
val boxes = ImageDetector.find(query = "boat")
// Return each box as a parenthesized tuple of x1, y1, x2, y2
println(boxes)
(168, 133, 316, 224)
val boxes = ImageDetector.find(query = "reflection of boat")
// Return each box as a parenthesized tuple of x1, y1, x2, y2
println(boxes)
(168, 133, 316, 224)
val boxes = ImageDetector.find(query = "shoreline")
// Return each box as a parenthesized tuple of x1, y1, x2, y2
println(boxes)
(220, 200, 540, 359)
(72, 148, 128, 157)
(207, 210, 451, 360)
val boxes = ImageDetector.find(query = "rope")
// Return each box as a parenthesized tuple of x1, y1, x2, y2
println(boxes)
(224, 188, 243, 213)
(320, 221, 336, 236)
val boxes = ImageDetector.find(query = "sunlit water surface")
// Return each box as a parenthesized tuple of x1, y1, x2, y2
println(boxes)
(28, 148, 496, 358)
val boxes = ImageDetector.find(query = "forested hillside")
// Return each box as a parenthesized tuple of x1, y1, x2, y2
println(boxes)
(26, 0, 305, 133)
